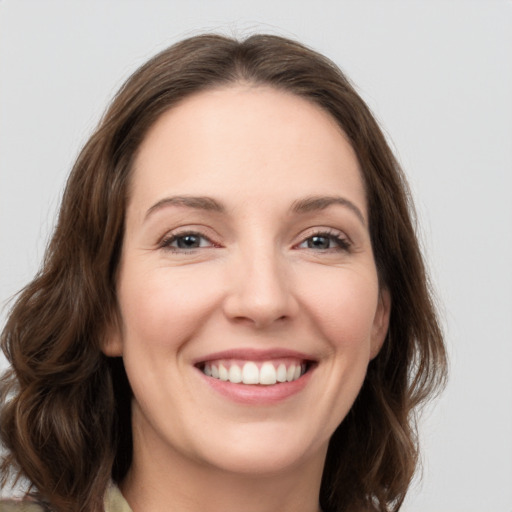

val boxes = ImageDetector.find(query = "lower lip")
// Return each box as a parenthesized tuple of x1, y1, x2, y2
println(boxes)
(197, 367, 314, 405)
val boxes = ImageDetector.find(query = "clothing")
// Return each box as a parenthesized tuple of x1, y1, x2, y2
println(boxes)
(0, 484, 132, 512)
(102, 485, 132, 512)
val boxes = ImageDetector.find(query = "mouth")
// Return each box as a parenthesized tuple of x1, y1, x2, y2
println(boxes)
(194, 350, 317, 404)
(195, 356, 315, 386)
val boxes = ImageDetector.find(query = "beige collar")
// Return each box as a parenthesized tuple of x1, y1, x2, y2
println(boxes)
(104, 484, 133, 512)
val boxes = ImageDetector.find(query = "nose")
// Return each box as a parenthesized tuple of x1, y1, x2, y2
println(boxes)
(222, 246, 298, 329)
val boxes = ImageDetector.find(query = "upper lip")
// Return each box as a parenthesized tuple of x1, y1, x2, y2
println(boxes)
(193, 348, 317, 365)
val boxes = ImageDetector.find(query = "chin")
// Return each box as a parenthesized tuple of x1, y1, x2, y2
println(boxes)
(192, 423, 329, 477)
(203, 448, 313, 477)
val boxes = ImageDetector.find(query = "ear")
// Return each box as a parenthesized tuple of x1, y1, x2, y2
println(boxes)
(370, 288, 391, 360)
(100, 314, 124, 357)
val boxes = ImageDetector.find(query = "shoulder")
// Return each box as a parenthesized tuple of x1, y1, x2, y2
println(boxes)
(0, 484, 130, 512)
(0, 501, 46, 512)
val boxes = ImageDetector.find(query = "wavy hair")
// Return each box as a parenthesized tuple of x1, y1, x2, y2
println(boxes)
(1, 33, 447, 512)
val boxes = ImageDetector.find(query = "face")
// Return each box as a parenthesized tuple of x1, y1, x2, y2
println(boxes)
(104, 86, 390, 479)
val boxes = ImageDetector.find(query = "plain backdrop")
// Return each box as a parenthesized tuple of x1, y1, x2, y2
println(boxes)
(1, 1, 511, 510)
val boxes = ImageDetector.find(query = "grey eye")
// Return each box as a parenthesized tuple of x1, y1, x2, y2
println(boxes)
(174, 234, 202, 249)
(297, 232, 350, 252)
(307, 235, 331, 249)
(161, 232, 214, 251)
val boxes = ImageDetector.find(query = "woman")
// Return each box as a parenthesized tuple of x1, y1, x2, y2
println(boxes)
(0, 34, 447, 512)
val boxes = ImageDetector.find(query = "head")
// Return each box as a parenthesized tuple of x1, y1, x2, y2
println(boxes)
(0, 34, 446, 512)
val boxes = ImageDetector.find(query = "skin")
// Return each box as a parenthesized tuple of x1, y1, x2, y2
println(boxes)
(103, 85, 390, 512)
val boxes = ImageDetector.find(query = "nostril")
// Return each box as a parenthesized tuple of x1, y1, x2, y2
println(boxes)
(221, 267, 298, 328)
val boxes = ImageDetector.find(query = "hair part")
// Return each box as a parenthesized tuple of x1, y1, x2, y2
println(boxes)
(1, 33, 446, 512)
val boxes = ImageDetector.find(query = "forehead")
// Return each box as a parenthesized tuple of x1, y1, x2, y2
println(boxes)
(130, 85, 365, 214)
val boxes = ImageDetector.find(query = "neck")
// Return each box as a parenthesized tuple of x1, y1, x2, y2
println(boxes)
(121, 430, 325, 512)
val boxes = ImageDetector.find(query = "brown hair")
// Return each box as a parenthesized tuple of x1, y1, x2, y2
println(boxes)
(1, 34, 447, 512)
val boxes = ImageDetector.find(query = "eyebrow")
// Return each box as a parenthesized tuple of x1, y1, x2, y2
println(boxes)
(145, 194, 366, 225)
(291, 195, 366, 225)
(145, 196, 225, 220)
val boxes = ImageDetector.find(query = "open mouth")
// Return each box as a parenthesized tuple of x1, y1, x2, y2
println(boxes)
(196, 358, 315, 386)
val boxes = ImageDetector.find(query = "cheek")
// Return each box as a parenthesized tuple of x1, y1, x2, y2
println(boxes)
(298, 266, 380, 349)
(117, 263, 222, 351)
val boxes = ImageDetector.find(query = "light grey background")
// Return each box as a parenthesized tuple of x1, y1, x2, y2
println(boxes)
(1, 1, 511, 510)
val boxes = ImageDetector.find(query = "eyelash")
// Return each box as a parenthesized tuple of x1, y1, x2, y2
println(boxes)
(159, 231, 216, 252)
(159, 229, 351, 253)
(296, 230, 351, 252)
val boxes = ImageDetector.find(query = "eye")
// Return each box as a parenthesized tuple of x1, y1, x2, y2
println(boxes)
(297, 231, 351, 251)
(160, 231, 215, 251)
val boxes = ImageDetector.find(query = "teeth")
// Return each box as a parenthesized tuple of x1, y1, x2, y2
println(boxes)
(260, 362, 277, 385)
(202, 360, 307, 385)
(229, 364, 242, 383)
(276, 363, 287, 383)
(242, 362, 259, 384)
(219, 364, 229, 381)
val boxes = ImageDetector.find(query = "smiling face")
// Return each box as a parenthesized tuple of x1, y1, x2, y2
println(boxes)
(104, 86, 390, 481)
